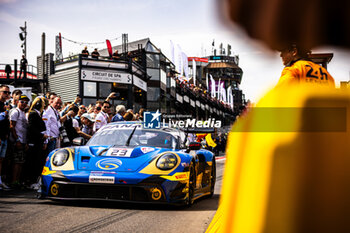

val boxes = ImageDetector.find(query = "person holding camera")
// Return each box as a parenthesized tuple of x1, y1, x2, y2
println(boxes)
(60, 95, 81, 117)
(77, 113, 95, 140)
(42, 97, 62, 153)
(60, 105, 80, 146)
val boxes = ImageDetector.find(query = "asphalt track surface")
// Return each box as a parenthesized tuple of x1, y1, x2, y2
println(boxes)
(0, 159, 225, 233)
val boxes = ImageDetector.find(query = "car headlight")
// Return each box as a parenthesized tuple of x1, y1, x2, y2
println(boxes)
(156, 153, 178, 170)
(52, 149, 69, 166)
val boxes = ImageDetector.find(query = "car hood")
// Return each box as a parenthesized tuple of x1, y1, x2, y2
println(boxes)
(75, 146, 172, 172)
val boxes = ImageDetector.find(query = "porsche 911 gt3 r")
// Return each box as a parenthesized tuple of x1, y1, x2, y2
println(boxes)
(41, 122, 216, 205)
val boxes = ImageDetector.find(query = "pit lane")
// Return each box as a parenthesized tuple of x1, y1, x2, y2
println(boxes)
(0, 158, 224, 233)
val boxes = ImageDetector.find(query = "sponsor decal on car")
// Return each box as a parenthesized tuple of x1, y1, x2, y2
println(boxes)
(96, 158, 122, 170)
(140, 147, 155, 154)
(160, 172, 189, 181)
(42, 166, 57, 176)
(89, 175, 115, 184)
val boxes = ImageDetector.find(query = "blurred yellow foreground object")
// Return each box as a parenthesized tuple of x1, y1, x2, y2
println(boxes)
(207, 85, 350, 233)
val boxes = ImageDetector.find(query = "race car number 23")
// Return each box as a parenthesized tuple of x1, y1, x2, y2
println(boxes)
(106, 148, 132, 157)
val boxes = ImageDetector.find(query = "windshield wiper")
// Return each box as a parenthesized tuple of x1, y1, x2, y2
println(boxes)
(125, 125, 138, 146)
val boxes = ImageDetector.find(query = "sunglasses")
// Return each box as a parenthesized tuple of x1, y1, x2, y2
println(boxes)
(103, 106, 111, 108)
(80, 107, 86, 110)
(1, 91, 11, 95)
(19, 100, 28, 104)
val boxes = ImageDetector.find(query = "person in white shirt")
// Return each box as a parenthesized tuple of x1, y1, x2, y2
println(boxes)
(93, 101, 111, 132)
(42, 97, 62, 153)
(9, 95, 29, 186)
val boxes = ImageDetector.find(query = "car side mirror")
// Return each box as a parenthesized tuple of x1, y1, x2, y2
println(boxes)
(188, 141, 201, 151)
(72, 137, 85, 146)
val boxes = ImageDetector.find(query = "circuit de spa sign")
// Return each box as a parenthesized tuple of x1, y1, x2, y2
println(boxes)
(81, 69, 132, 84)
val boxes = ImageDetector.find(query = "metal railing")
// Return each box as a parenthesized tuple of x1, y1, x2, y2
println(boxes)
(0, 63, 37, 76)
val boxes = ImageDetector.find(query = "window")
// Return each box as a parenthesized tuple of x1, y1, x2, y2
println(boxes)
(99, 82, 111, 98)
(146, 53, 160, 68)
(83, 81, 96, 97)
(147, 68, 160, 81)
(147, 87, 160, 101)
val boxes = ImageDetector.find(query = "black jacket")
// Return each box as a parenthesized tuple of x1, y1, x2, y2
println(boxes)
(0, 101, 10, 140)
(27, 110, 46, 145)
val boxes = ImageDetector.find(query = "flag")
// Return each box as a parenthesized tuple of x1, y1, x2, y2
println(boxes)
(227, 86, 232, 105)
(106, 39, 113, 58)
(170, 40, 175, 64)
(217, 78, 221, 99)
(192, 58, 196, 86)
(206, 134, 217, 148)
(206, 73, 209, 92)
(176, 44, 183, 75)
(210, 75, 216, 98)
(182, 52, 189, 79)
(227, 86, 234, 109)
(221, 82, 227, 102)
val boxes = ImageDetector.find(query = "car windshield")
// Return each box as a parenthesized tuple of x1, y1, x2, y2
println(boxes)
(87, 127, 178, 149)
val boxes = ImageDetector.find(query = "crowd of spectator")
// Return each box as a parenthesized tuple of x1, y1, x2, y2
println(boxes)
(0, 84, 145, 191)
(80, 46, 141, 65)
(174, 76, 234, 112)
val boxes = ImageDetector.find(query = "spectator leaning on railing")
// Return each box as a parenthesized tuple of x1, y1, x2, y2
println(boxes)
(91, 48, 100, 59)
(81, 46, 89, 58)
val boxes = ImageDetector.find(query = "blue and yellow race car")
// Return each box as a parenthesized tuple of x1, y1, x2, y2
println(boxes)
(41, 122, 216, 205)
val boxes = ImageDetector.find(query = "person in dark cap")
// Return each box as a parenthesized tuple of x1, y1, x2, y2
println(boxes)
(91, 48, 100, 59)
(9, 95, 29, 187)
(277, 43, 335, 87)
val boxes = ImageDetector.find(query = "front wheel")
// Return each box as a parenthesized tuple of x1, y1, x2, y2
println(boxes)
(186, 162, 196, 206)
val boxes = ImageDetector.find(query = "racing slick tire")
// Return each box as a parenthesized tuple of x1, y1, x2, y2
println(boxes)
(186, 161, 196, 206)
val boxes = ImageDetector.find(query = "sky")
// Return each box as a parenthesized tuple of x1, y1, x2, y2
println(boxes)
(1, 0, 350, 102)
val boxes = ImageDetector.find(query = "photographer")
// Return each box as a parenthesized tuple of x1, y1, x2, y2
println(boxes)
(77, 113, 95, 140)
(60, 95, 81, 117)
(60, 105, 79, 146)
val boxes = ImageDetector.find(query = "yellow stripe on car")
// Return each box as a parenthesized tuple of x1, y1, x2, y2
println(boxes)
(42, 166, 57, 175)
(160, 172, 189, 181)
